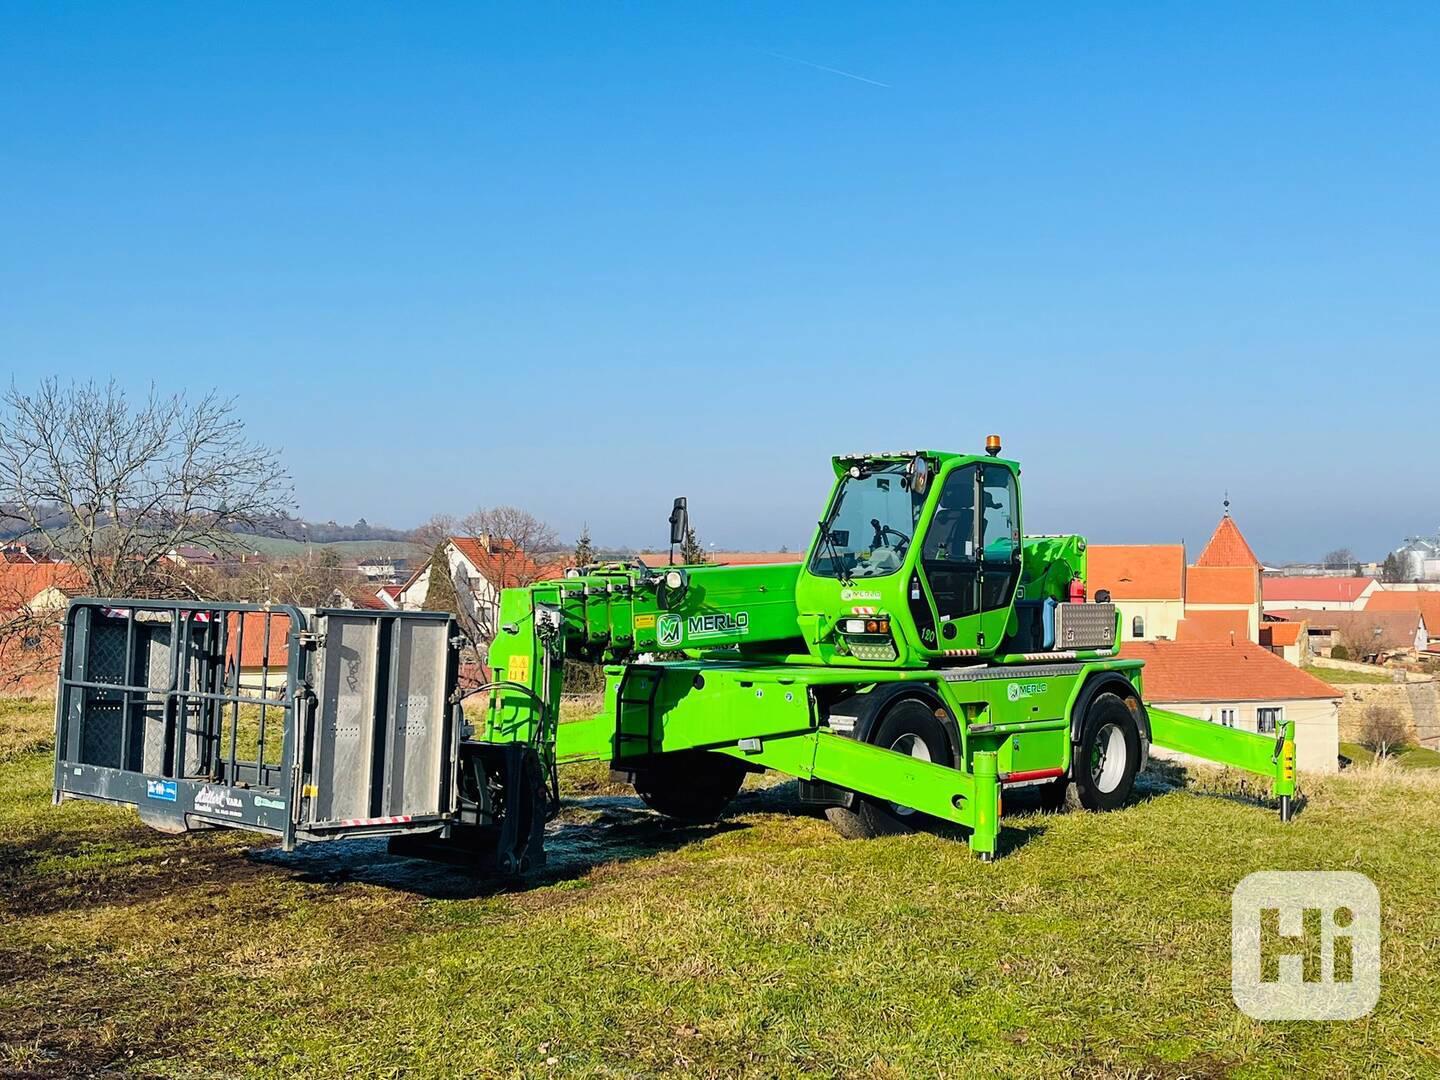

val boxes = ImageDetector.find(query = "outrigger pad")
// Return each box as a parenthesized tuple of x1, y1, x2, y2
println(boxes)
(390, 742, 548, 876)
(486, 742, 548, 876)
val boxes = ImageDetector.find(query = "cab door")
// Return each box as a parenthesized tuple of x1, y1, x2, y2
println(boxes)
(976, 462, 1022, 650)
(907, 461, 1021, 655)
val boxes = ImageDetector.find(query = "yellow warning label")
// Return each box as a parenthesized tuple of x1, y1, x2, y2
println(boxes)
(509, 655, 531, 684)
(634, 614, 656, 630)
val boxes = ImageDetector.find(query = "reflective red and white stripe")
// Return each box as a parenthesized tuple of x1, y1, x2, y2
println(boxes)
(336, 814, 413, 827)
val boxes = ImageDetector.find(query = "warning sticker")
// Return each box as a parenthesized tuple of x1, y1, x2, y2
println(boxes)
(509, 655, 531, 684)
(634, 613, 656, 630)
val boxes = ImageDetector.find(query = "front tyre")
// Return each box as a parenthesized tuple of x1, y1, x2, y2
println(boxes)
(1072, 693, 1141, 812)
(824, 698, 953, 839)
(633, 751, 747, 823)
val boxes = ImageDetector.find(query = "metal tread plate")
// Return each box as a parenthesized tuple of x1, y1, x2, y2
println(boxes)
(941, 662, 1085, 683)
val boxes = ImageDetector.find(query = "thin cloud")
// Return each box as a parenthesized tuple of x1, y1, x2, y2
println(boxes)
(767, 51, 891, 89)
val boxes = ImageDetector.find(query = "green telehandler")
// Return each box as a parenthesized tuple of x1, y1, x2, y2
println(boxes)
(51, 438, 1296, 872)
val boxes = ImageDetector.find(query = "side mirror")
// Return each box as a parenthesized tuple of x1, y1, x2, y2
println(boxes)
(908, 455, 931, 496)
(668, 497, 689, 545)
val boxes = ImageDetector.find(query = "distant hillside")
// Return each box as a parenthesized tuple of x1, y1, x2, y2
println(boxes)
(225, 534, 426, 561)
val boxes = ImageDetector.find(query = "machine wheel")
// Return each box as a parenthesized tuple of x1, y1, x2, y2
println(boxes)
(824, 698, 954, 839)
(633, 751, 747, 823)
(1072, 693, 1141, 812)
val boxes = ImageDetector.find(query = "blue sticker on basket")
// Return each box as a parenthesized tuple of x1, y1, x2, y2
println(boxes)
(146, 779, 178, 802)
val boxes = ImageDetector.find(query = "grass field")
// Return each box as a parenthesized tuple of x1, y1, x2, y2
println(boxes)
(1301, 664, 1397, 685)
(1340, 740, 1440, 770)
(225, 533, 426, 561)
(4, 696, 1440, 1077)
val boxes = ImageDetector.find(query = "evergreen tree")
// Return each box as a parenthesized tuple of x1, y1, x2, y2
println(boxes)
(573, 524, 597, 568)
(679, 524, 708, 565)
(422, 541, 459, 615)
(1382, 551, 1408, 584)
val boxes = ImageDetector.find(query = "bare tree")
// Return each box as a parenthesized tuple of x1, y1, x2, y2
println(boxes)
(1359, 705, 1409, 758)
(411, 512, 458, 551)
(1323, 547, 1356, 571)
(451, 506, 559, 645)
(0, 379, 292, 597)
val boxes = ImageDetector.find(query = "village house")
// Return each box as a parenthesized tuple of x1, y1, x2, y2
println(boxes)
(1122, 639, 1341, 772)
(1257, 620, 1307, 665)
(1088, 507, 1262, 645)
(224, 610, 291, 692)
(356, 555, 408, 584)
(1362, 589, 1440, 649)
(1085, 545, 1186, 641)
(325, 584, 390, 611)
(1261, 576, 1378, 613)
(1267, 608, 1425, 661)
(0, 561, 87, 615)
(1, 542, 55, 564)
(164, 544, 220, 568)
(397, 535, 561, 635)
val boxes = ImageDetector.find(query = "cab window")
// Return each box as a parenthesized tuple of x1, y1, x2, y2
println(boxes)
(921, 465, 979, 620)
(979, 464, 1020, 609)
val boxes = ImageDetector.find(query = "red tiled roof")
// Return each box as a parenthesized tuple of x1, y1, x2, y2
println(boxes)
(1088, 545, 1185, 601)
(635, 551, 803, 569)
(337, 586, 388, 610)
(1263, 577, 1375, 604)
(0, 562, 87, 609)
(1194, 515, 1261, 568)
(1267, 609, 1335, 628)
(1357, 590, 1440, 635)
(1259, 622, 1303, 647)
(1185, 565, 1260, 605)
(449, 536, 564, 588)
(1122, 640, 1339, 702)
(225, 611, 291, 669)
(1175, 609, 1251, 642)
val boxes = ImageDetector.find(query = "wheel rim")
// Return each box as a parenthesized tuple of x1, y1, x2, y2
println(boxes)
(889, 732, 931, 816)
(1090, 722, 1127, 794)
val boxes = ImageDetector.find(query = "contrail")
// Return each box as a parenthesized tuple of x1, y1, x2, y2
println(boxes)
(767, 51, 891, 89)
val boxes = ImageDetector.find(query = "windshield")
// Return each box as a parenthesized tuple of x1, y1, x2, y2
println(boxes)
(809, 462, 927, 579)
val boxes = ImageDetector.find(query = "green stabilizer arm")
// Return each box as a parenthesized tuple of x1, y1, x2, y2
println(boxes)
(1148, 710, 1297, 819)
(717, 735, 1002, 859)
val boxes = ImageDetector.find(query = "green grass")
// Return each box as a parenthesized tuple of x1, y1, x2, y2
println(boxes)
(0, 695, 53, 764)
(4, 696, 1440, 1076)
(1341, 740, 1440, 769)
(1302, 663, 1396, 685)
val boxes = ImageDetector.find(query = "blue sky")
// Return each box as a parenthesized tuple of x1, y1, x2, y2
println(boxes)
(3, 3, 1437, 561)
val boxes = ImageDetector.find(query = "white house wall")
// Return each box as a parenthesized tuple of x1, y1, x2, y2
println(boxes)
(1148, 697, 1339, 774)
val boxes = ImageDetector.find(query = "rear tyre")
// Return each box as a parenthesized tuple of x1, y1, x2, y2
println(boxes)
(824, 698, 954, 839)
(1072, 693, 1141, 812)
(633, 751, 747, 823)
